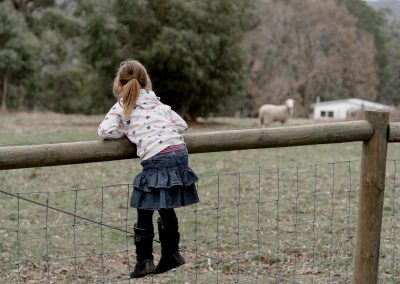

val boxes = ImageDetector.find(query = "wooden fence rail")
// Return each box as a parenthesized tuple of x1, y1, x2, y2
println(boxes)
(0, 120, 376, 170)
(1, 111, 399, 283)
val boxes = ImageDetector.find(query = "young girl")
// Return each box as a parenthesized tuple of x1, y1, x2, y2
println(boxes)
(98, 59, 199, 278)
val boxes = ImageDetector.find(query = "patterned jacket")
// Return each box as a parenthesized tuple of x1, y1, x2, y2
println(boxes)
(98, 89, 188, 160)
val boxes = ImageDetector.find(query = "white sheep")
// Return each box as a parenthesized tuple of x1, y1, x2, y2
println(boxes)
(258, 99, 294, 126)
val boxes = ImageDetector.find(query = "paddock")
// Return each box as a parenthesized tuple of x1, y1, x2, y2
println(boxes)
(0, 111, 399, 283)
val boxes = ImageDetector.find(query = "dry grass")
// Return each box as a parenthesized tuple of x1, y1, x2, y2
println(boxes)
(1, 112, 400, 283)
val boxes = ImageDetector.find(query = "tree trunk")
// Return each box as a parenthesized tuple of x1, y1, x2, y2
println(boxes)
(1, 73, 9, 113)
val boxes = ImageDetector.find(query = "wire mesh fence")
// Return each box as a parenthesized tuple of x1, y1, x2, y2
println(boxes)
(381, 160, 400, 283)
(0, 159, 399, 283)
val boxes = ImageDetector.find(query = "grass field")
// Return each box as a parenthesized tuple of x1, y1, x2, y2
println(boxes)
(0, 112, 400, 283)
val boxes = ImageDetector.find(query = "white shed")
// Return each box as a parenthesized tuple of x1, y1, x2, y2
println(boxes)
(311, 98, 395, 120)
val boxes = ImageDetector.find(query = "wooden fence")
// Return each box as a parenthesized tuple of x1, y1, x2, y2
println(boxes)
(1, 110, 400, 283)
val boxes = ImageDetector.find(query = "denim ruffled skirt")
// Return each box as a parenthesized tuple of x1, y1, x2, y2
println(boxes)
(130, 149, 200, 210)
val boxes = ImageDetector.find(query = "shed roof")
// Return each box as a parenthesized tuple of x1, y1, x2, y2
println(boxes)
(311, 98, 395, 111)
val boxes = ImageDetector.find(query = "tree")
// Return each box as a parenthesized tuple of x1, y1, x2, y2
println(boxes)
(7, 0, 55, 14)
(75, 0, 125, 114)
(0, 0, 84, 112)
(0, 1, 39, 113)
(245, 0, 378, 114)
(379, 19, 400, 105)
(23, 0, 83, 111)
(336, 0, 389, 101)
(79, 0, 252, 119)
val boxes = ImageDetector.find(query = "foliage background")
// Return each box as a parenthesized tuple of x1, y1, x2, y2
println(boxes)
(1, 0, 400, 118)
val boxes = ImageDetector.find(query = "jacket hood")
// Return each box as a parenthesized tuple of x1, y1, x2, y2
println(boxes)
(135, 89, 161, 110)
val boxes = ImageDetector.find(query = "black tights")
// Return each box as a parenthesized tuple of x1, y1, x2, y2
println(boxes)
(137, 208, 177, 229)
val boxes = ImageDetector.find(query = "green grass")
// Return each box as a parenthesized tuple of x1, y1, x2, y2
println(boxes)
(1, 113, 400, 283)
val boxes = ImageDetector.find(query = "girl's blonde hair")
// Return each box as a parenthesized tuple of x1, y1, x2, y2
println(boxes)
(113, 59, 152, 117)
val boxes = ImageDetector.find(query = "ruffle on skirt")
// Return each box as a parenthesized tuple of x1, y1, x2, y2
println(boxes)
(130, 166, 199, 210)
(133, 166, 198, 192)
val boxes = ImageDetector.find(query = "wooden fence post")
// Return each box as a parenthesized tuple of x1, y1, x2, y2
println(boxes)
(353, 111, 389, 283)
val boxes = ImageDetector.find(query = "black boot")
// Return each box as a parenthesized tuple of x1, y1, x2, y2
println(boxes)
(130, 224, 156, 278)
(155, 217, 185, 274)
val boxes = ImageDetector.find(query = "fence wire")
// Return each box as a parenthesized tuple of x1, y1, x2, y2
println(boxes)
(380, 160, 400, 283)
(0, 160, 398, 283)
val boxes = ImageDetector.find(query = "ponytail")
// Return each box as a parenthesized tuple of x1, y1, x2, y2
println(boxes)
(121, 78, 140, 118)
(113, 59, 151, 117)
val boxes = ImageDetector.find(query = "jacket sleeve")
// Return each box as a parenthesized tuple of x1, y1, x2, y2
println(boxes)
(169, 109, 188, 133)
(98, 103, 125, 139)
